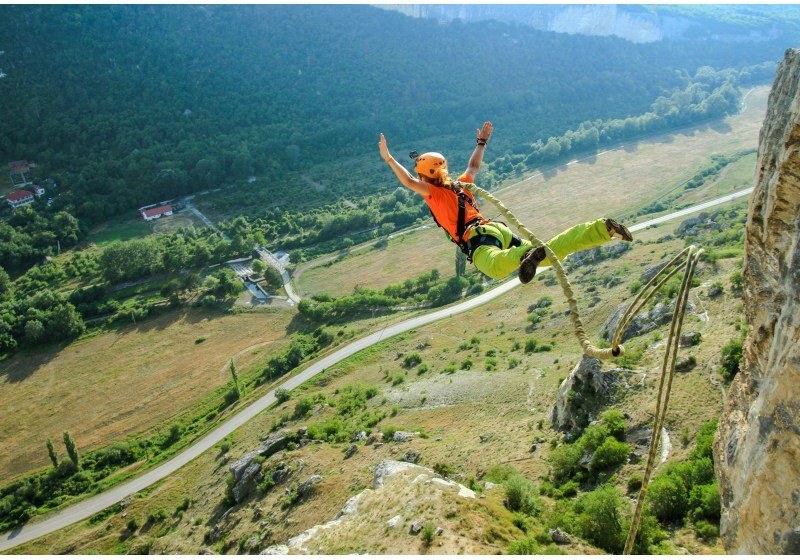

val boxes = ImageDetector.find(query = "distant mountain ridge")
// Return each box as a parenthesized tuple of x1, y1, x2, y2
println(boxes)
(377, 4, 799, 44)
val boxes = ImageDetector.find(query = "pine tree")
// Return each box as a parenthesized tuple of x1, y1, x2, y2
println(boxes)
(229, 359, 240, 391)
(63, 431, 79, 468)
(46, 438, 58, 468)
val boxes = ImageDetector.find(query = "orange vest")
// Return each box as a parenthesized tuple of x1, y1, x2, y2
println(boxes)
(423, 173, 485, 243)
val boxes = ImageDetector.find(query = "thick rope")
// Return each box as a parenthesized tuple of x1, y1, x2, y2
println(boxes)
(470, 184, 622, 359)
(623, 246, 703, 554)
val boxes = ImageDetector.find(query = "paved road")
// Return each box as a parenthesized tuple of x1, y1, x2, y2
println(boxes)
(0, 188, 753, 552)
(257, 247, 301, 305)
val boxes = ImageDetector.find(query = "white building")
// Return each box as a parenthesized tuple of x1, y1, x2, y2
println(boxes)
(141, 204, 173, 221)
(6, 189, 34, 208)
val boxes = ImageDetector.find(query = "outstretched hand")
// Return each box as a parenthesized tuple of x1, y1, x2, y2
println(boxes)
(378, 133, 391, 162)
(477, 121, 493, 142)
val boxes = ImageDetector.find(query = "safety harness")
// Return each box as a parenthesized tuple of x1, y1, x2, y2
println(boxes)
(427, 181, 521, 262)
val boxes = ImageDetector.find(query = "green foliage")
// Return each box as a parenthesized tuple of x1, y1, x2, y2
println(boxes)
(721, 339, 744, 380)
(549, 442, 584, 484)
(421, 522, 436, 546)
(590, 437, 630, 474)
(599, 409, 626, 441)
(729, 270, 743, 292)
(647, 473, 689, 522)
(293, 396, 315, 419)
(694, 519, 719, 541)
(573, 484, 625, 553)
(524, 338, 538, 353)
(628, 472, 643, 493)
(484, 464, 519, 484)
(507, 537, 564, 555)
(402, 353, 422, 368)
(46, 438, 58, 469)
(504, 474, 542, 516)
(62, 431, 79, 468)
(274, 388, 291, 403)
(690, 419, 718, 461)
(126, 518, 139, 532)
(146, 508, 169, 525)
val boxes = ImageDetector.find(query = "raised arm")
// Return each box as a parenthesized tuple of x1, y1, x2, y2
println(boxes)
(379, 133, 430, 197)
(464, 121, 493, 180)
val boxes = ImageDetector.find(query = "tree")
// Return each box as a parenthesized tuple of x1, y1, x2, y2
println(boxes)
(455, 248, 467, 278)
(0, 267, 11, 298)
(63, 431, 79, 468)
(46, 438, 59, 468)
(229, 359, 240, 391)
(251, 259, 266, 275)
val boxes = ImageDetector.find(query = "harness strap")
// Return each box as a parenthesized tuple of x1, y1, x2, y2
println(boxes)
(465, 233, 503, 262)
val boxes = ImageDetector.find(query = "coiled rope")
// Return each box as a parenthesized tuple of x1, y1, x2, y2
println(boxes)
(468, 185, 703, 551)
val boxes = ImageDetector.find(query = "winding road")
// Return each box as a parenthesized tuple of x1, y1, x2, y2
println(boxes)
(0, 187, 753, 552)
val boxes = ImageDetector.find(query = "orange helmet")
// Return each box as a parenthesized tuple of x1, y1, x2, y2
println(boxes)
(414, 152, 448, 180)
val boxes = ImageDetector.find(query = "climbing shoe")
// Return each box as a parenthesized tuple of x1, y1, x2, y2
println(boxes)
(519, 246, 546, 284)
(605, 218, 633, 241)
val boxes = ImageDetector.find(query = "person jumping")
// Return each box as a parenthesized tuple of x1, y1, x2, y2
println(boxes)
(378, 121, 633, 283)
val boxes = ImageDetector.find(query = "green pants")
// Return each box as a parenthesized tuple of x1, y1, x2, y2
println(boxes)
(469, 219, 611, 280)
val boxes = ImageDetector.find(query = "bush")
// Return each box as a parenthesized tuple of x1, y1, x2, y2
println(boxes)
(590, 437, 630, 474)
(484, 464, 519, 484)
(647, 473, 689, 522)
(690, 420, 717, 461)
(689, 483, 721, 521)
(581, 424, 611, 452)
(549, 443, 583, 483)
(275, 388, 291, 403)
(460, 359, 473, 370)
(694, 519, 719, 541)
(600, 409, 626, 441)
(504, 474, 541, 516)
(391, 372, 405, 386)
(559, 480, 579, 498)
(126, 518, 139, 532)
(524, 338, 538, 353)
(293, 397, 314, 418)
(421, 522, 436, 546)
(721, 339, 743, 380)
(507, 537, 564, 555)
(146, 509, 169, 525)
(402, 353, 422, 368)
(628, 472, 643, 493)
(574, 484, 626, 553)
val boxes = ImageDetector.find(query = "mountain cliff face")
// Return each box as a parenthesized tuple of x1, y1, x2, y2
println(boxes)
(376, 5, 789, 44)
(713, 48, 800, 554)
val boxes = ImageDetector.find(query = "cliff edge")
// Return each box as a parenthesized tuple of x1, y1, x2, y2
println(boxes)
(713, 48, 800, 554)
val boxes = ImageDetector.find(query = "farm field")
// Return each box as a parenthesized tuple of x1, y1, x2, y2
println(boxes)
(296, 86, 767, 298)
(86, 211, 205, 247)
(12, 200, 746, 554)
(0, 306, 295, 482)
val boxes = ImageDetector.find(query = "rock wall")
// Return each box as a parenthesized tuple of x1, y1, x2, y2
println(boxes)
(713, 48, 800, 554)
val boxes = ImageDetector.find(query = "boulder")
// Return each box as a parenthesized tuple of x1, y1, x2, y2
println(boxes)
(260, 544, 289, 555)
(393, 431, 415, 442)
(230, 431, 290, 482)
(680, 331, 701, 347)
(402, 450, 421, 464)
(601, 299, 694, 342)
(233, 463, 262, 503)
(549, 528, 572, 544)
(675, 356, 696, 372)
(352, 431, 367, 443)
(708, 284, 724, 298)
(387, 515, 403, 529)
(296, 475, 322, 500)
(344, 444, 358, 459)
(551, 355, 638, 433)
(409, 521, 423, 535)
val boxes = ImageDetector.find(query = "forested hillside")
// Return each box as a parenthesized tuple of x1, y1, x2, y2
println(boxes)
(0, 5, 792, 225)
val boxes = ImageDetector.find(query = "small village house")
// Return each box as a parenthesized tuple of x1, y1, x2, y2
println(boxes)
(8, 161, 34, 186)
(141, 204, 173, 221)
(6, 189, 35, 208)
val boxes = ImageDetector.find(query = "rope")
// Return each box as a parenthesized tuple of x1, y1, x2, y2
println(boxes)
(466, 185, 703, 551)
(622, 245, 703, 554)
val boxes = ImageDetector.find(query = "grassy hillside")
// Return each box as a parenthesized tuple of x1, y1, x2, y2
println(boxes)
(11, 196, 748, 553)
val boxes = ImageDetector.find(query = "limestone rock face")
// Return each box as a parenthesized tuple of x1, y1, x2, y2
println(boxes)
(713, 48, 800, 554)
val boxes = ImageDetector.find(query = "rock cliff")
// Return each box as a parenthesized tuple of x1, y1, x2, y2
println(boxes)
(713, 48, 800, 554)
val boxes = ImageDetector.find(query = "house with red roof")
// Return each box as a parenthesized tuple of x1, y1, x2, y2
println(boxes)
(141, 204, 173, 221)
(6, 189, 35, 208)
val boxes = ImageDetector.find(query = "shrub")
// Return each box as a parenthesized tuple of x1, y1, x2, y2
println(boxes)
(581, 424, 611, 452)
(590, 437, 630, 474)
(421, 522, 436, 546)
(507, 537, 564, 555)
(628, 472, 643, 493)
(600, 409, 626, 441)
(508, 357, 520, 369)
(293, 397, 314, 418)
(721, 339, 743, 380)
(460, 359, 473, 370)
(484, 464, 519, 484)
(574, 484, 625, 554)
(690, 420, 718, 461)
(275, 388, 291, 403)
(504, 474, 541, 516)
(729, 270, 743, 292)
(559, 480, 579, 498)
(391, 372, 405, 386)
(694, 519, 719, 541)
(647, 473, 689, 522)
(549, 443, 583, 483)
(485, 357, 497, 371)
(402, 353, 422, 368)
(126, 518, 139, 532)
(689, 483, 721, 521)
(524, 338, 538, 353)
(146, 509, 168, 525)
(417, 363, 428, 375)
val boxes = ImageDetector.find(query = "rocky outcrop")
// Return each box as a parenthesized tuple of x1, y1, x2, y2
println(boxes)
(713, 48, 800, 555)
(601, 299, 695, 342)
(552, 356, 639, 433)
